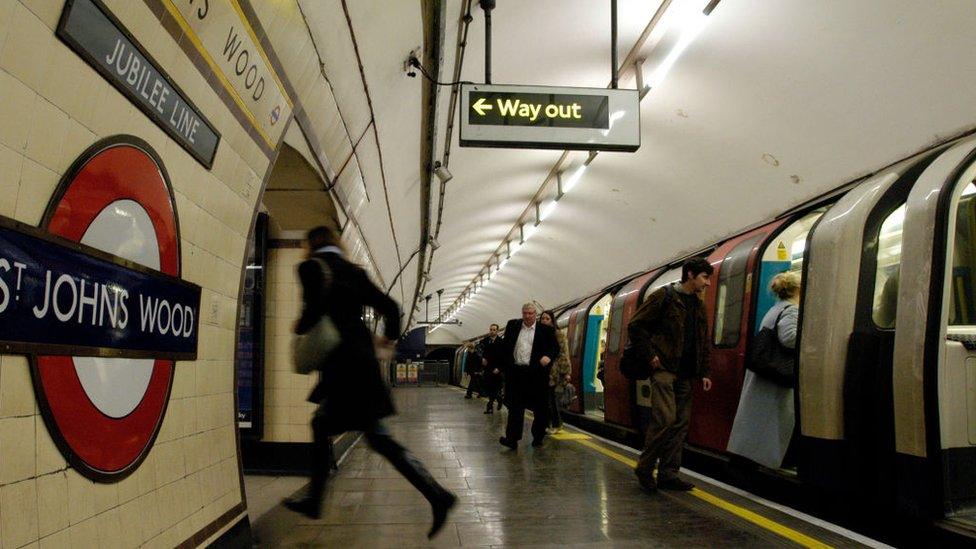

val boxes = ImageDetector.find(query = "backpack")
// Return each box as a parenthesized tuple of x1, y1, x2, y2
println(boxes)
(746, 305, 795, 387)
(619, 285, 675, 381)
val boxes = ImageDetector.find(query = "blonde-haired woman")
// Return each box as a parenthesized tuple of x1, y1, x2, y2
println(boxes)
(727, 271, 800, 469)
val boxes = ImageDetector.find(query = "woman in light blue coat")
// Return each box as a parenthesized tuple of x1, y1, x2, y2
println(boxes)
(727, 271, 801, 469)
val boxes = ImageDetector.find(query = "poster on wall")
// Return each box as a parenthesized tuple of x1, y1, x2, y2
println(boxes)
(1, 136, 201, 482)
(236, 213, 267, 434)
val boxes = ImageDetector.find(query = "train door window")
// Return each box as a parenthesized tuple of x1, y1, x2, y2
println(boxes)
(949, 183, 976, 326)
(713, 236, 761, 347)
(755, 209, 826, 332)
(872, 204, 906, 329)
(642, 267, 682, 303)
(571, 309, 587, 356)
(607, 296, 626, 354)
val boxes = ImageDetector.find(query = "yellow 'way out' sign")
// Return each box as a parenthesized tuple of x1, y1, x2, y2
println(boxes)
(460, 84, 640, 152)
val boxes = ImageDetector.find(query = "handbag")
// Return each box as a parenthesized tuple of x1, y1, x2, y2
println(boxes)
(556, 382, 577, 408)
(746, 305, 795, 387)
(292, 258, 341, 375)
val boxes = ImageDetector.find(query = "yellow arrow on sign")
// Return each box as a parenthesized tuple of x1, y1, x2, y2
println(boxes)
(472, 97, 493, 116)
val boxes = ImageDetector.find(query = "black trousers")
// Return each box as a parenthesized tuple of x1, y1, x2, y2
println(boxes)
(465, 373, 482, 397)
(504, 367, 549, 442)
(548, 386, 562, 428)
(309, 414, 448, 506)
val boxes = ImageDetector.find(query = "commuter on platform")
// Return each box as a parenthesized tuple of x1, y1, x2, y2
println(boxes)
(464, 339, 484, 399)
(477, 323, 505, 414)
(539, 310, 571, 431)
(284, 226, 456, 539)
(727, 271, 801, 469)
(630, 257, 714, 492)
(498, 302, 560, 449)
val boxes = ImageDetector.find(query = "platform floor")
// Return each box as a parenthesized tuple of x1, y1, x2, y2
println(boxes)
(250, 387, 873, 548)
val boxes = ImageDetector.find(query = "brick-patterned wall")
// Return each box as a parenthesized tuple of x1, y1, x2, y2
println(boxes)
(261, 246, 316, 443)
(0, 0, 272, 546)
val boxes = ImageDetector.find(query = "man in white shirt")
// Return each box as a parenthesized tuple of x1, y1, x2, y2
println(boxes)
(498, 302, 560, 449)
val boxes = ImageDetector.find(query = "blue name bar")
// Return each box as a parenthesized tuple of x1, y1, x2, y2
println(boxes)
(0, 218, 200, 359)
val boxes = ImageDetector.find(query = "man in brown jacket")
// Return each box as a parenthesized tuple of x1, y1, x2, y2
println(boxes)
(629, 257, 714, 492)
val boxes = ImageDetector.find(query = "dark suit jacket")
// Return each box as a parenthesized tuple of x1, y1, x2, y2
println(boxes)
(499, 319, 559, 408)
(296, 250, 401, 434)
(500, 319, 559, 371)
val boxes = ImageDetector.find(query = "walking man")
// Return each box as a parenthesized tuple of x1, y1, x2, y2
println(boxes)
(498, 303, 560, 449)
(629, 257, 714, 492)
(477, 323, 504, 414)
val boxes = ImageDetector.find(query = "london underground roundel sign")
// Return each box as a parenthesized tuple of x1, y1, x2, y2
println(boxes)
(26, 136, 199, 481)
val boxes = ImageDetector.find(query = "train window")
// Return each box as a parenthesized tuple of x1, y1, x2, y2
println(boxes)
(607, 297, 626, 354)
(713, 236, 761, 347)
(872, 204, 906, 329)
(642, 267, 682, 303)
(948, 183, 976, 325)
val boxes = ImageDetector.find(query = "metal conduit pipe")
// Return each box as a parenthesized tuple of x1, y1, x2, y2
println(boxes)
(417, 0, 475, 326)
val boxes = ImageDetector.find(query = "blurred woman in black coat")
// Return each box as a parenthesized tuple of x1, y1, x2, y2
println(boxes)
(284, 226, 455, 539)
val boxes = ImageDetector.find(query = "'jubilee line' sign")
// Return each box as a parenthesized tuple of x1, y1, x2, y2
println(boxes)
(460, 84, 640, 152)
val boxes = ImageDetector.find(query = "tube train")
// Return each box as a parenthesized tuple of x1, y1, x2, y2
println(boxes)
(454, 132, 976, 535)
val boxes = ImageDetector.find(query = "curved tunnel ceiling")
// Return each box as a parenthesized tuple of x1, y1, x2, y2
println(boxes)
(417, 0, 976, 341)
(283, 1, 976, 343)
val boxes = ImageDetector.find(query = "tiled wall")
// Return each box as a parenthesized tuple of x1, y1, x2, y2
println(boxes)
(0, 0, 271, 546)
(261, 246, 317, 443)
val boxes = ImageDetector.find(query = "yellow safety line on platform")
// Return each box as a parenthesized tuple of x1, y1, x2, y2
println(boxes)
(555, 430, 833, 549)
(449, 385, 831, 547)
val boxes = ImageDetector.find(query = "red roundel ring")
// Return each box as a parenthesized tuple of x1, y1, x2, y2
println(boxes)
(32, 136, 181, 481)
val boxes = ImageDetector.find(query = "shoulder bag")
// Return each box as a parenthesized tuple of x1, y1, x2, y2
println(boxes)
(746, 305, 795, 387)
(292, 258, 341, 375)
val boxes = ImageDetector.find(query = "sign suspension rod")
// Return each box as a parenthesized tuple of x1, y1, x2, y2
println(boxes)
(480, 0, 495, 84)
(611, 0, 618, 89)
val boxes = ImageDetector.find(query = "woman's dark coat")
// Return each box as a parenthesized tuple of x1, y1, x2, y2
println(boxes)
(296, 250, 401, 435)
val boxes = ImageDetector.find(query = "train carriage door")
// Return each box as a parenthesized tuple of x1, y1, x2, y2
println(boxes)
(723, 210, 824, 470)
(567, 296, 600, 414)
(690, 232, 765, 453)
(893, 136, 976, 523)
(582, 293, 614, 419)
(604, 270, 662, 429)
(837, 152, 941, 512)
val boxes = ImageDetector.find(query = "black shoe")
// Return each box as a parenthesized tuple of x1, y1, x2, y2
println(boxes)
(497, 401, 503, 410)
(498, 437, 517, 450)
(282, 496, 322, 519)
(658, 478, 694, 491)
(636, 474, 657, 493)
(484, 408, 493, 414)
(531, 438, 544, 447)
(428, 492, 457, 539)
(464, 394, 472, 399)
